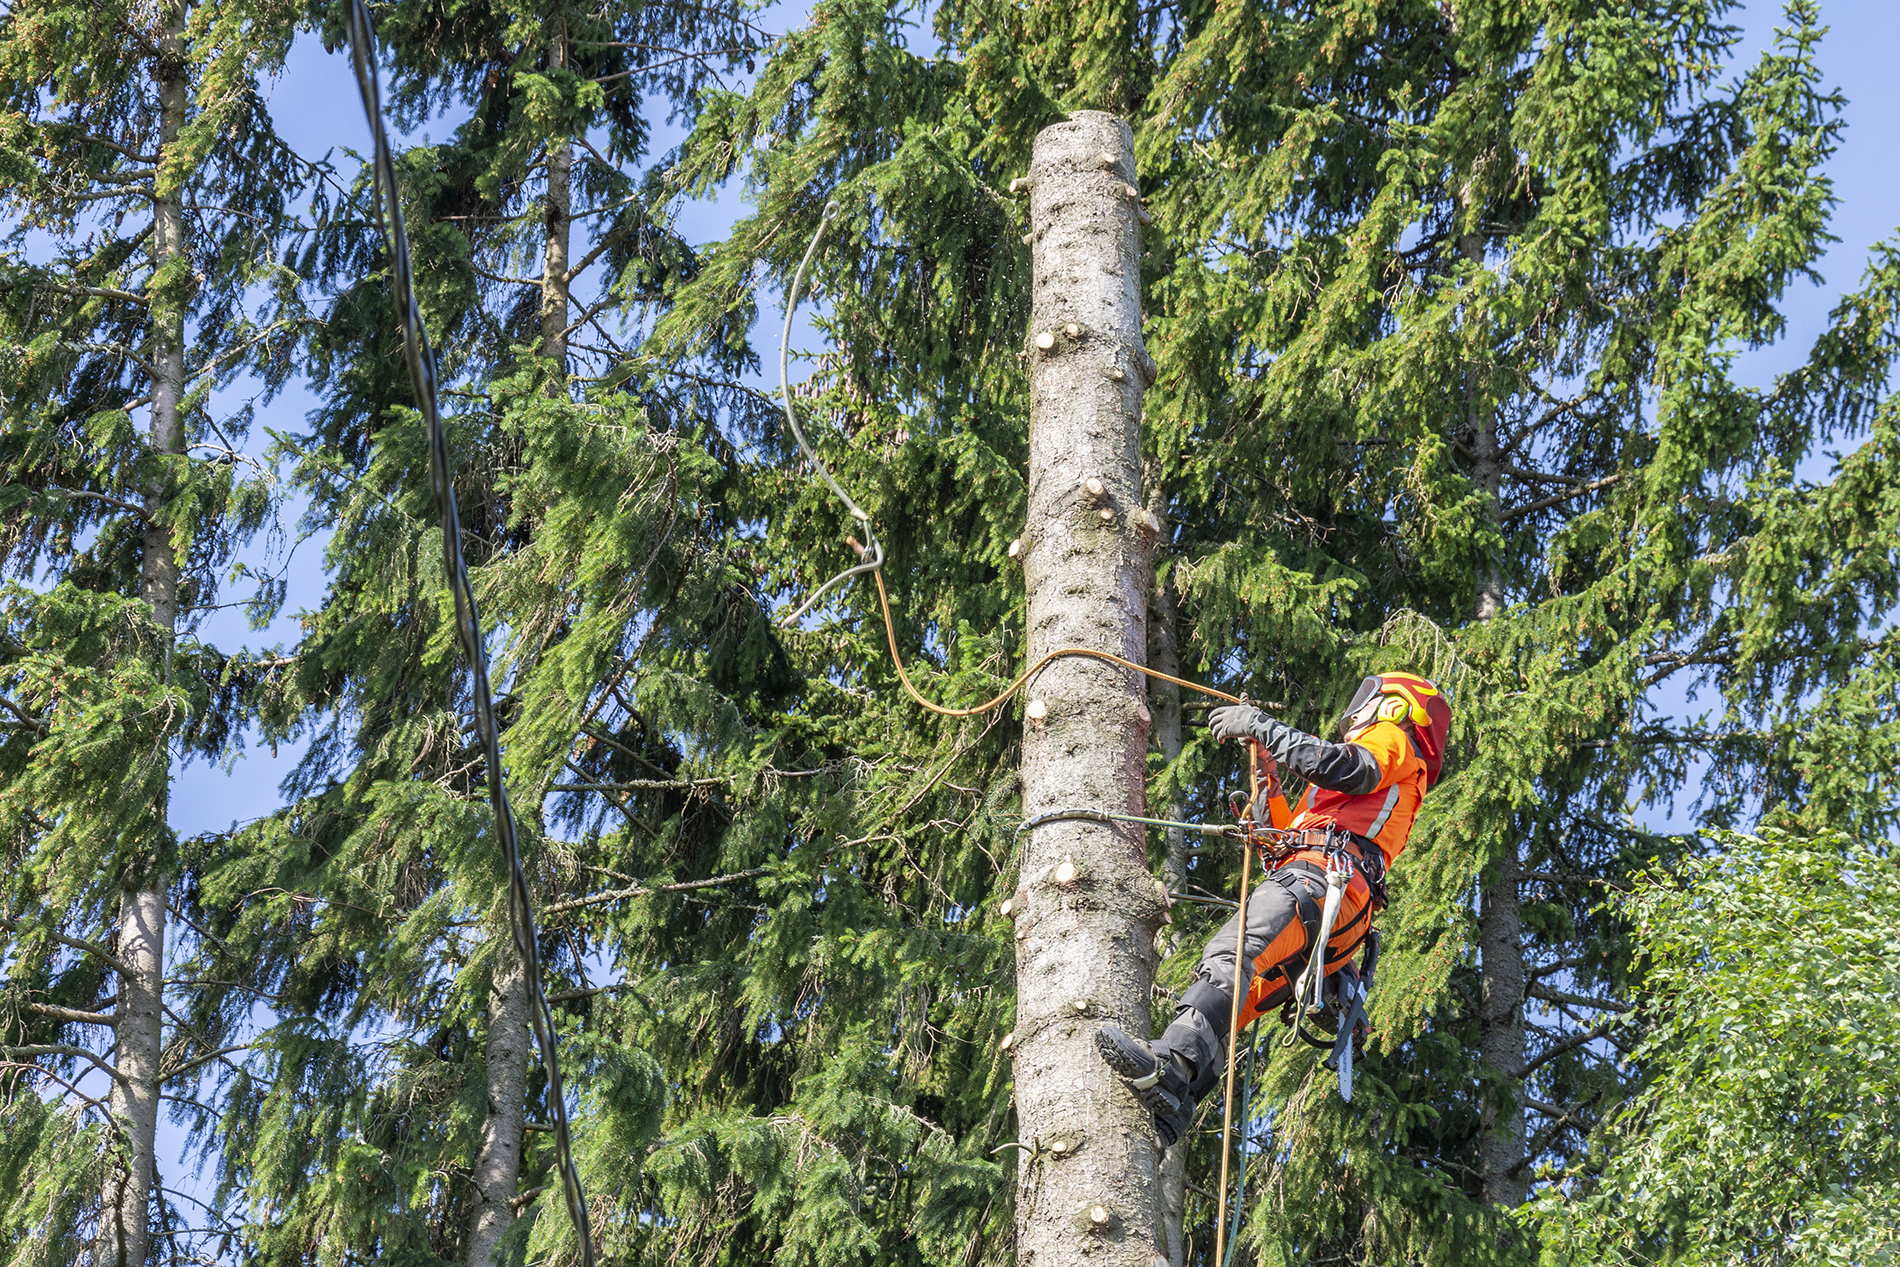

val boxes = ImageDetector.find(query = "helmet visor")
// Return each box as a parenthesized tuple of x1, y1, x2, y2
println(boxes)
(1341, 676, 1382, 737)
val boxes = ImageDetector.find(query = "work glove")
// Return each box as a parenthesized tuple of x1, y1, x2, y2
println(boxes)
(1207, 703, 1268, 744)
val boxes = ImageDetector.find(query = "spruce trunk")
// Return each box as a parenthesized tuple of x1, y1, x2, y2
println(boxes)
(467, 953, 531, 1266)
(540, 21, 571, 387)
(1464, 222, 1526, 1206)
(465, 34, 572, 1255)
(1144, 546, 1188, 1267)
(1014, 111, 1164, 1267)
(98, 8, 188, 1260)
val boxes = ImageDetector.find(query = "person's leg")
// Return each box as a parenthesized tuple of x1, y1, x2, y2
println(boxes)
(1097, 872, 1320, 1144)
(1168, 876, 1314, 1077)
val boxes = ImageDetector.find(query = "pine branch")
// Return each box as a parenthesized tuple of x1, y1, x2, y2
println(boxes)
(561, 194, 644, 283)
(556, 761, 656, 839)
(467, 262, 544, 287)
(1578, 729, 1758, 749)
(1523, 871, 1632, 893)
(0, 1060, 124, 1135)
(1, 1043, 128, 1085)
(41, 122, 160, 164)
(1520, 1019, 1624, 1079)
(162, 1044, 251, 1081)
(1528, 985, 1631, 1014)
(0, 279, 149, 306)
(0, 693, 49, 736)
(511, 1183, 552, 1213)
(551, 777, 726, 793)
(21, 1002, 117, 1027)
(45, 487, 154, 521)
(0, 920, 137, 978)
(1501, 474, 1623, 523)
(1516, 1093, 1604, 1172)
(1500, 462, 1609, 488)
(1642, 652, 1737, 687)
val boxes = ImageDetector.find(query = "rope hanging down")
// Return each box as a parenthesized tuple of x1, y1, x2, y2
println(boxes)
(773, 211, 1242, 715)
(342, 5, 595, 1262)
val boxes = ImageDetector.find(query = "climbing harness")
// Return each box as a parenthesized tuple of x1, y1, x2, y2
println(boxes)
(1291, 854, 1352, 1018)
(342, 4, 594, 1260)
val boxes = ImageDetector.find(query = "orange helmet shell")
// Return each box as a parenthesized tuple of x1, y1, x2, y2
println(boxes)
(1347, 672, 1453, 788)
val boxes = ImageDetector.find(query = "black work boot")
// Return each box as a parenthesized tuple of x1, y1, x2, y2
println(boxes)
(1095, 1025, 1198, 1147)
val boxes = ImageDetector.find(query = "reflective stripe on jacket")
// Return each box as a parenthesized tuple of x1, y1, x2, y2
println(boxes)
(1287, 718, 1427, 869)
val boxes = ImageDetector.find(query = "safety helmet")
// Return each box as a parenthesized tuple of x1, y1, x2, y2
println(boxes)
(1344, 672, 1452, 788)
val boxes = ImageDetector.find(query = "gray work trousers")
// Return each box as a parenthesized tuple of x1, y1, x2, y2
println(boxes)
(1165, 869, 1329, 1075)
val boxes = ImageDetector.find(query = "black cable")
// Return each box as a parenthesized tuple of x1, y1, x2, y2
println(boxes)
(342, 5, 595, 1260)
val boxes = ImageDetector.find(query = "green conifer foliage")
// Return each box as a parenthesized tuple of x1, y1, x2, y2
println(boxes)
(0, 0, 309, 1260)
(629, 0, 1892, 1263)
(0, 0, 1875, 1262)
(180, 2, 769, 1261)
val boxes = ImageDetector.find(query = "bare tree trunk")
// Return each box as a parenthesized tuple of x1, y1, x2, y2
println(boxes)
(100, 889, 164, 1267)
(1144, 531, 1188, 1267)
(540, 20, 571, 387)
(463, 29, 570, 1260)
(1013, 111, 1165, 1267)
(467, 951, 531, 1266)
(1462, 223, 1526, 1209)
(96, 9, 187, 1261)
(1477, 842, 1526, 1207)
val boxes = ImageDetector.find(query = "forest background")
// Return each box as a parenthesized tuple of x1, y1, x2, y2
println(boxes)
(2, 0, 1897, 1264)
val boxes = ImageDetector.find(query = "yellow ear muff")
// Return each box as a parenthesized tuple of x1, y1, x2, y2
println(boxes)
(1376, 695, 1409, 723)
(1384, 679, 1437, 725)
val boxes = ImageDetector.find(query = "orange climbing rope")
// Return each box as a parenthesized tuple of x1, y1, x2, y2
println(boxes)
(869, 566, 1242, 716)
(1212, 753, 1262, 1267)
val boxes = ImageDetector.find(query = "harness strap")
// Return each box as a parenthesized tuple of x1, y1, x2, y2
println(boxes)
(1273, 860, 1372, 970)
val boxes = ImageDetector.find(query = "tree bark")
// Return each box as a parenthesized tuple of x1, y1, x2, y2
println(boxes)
(1013, 111, 1164, 1267)
(96, 8, 188, 1262)
(1462, 223, 1526, 1208)
(1477, 844, 1526, 1207)
(100, 889, 164, 1267)
(539, 19, 571, 387)
(467, 950, 531, 1267)
(462, 28, 571, 1259)
(1144, 533, 1188, 1267)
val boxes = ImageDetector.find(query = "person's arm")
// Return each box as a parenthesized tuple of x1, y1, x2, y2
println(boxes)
(1208, 705, 1382, 795)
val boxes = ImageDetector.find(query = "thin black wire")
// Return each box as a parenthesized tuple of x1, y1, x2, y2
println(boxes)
(342, 4, 596, 1261)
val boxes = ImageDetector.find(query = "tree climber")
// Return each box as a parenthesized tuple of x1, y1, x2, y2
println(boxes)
(1097, 673, 1453, 1145)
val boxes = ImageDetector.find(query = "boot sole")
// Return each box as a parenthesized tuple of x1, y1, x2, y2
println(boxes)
(1096, 1028, 1185, 1116)
(1097, 1028, 1191, 1148)
(1094, 1027, 1158, 1082)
